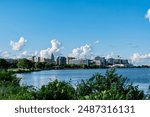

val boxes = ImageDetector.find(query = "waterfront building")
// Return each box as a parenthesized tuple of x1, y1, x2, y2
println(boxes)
(35, 57, 40, 62)
(121, 59, 129, 64)
(107, 58, 115, 65)
(50, 53, 55, 63)
(56, 56, 66, 65)
(66, 57, 76, 64)
(27, 56, 35, 62)
(114, 59, 122, 64)
(94, 60, 101, 66)
(39, 57, 55, 64)
(95, 56, 101, 60)
(28, 53, 55, 64)
(94, 56, 107, 66)
(69, 59, 90, 66)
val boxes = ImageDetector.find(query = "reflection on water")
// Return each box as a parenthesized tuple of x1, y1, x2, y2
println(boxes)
(17, 68, 150, 93)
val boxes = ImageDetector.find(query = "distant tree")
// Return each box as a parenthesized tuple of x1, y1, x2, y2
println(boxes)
(90, 64, 100, 68)
(45, 63, 53, 69)
(35, 62, 45, 69)
(9, 60, 18, 68)
(17, 58, 34, 69)
(0, 58, 9, 69)
(81, 64, 88, 69)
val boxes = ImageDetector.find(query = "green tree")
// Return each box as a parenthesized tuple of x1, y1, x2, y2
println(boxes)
(9, 59, 18, 68)
(0, 58, 9, 69)
(17, 58, 34, 69)
(35, 62, 45, 69)
(45, 63, 54, 69)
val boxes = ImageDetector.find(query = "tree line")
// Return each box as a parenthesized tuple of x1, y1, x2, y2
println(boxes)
(0, 58, 102, 71)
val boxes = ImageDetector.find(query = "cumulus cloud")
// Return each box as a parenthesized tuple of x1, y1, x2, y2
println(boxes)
(15, 51, 28, 59)
(106, 52, 114, 59)
(39, 39, 62, 58)
(0, 51, 10, 58)
(10, 37, 27, 51)
(145, 9, 150, 21)
(130, 53, 150, 62)
(94, 40, 100, 44)
(69, 44, 92, 59)
(32, 51, 39, 56)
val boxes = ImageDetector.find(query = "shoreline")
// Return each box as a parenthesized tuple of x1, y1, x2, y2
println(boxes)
(8, 67, 150, 74)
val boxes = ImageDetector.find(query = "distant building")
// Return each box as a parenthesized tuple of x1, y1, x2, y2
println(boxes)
(35, 57, 40, 62)
(28, 53, 55, 64)
(94, 56, 107, 66)
(27, 56, 35, 62)
(95, 56, 101, 60)
(50, 53, 55, 63)
(114, 59, 122, 64)
(94, 60, 101, 66)
(69, 59, 90, 66)
(107, 57, 131, 68)
(66, 57, 76, 64)
(107, 58, 115, 65)
(56, 56, 66, 65)
(121, 59, 129, 64)
(39, 58, 55, 64)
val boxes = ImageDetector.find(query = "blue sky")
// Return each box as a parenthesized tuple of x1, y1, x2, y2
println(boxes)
(0, 0, 150, 65)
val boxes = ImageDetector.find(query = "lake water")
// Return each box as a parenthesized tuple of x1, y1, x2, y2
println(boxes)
(17, 68, 150, 94)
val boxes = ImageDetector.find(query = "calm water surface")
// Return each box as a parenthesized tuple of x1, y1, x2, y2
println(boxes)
(17, 68, 150, 93)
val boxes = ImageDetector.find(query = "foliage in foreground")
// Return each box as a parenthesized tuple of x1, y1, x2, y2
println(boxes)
(0, 69, 149, 100)
(76, 69, 144, 100)
(0, 70, 36, 100)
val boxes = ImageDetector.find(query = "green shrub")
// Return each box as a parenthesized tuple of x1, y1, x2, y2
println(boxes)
(76, 69, 144, 100)
(0, 70, 36, 100)
(0, 70, 20, 86)
(37, 80, 76, 100)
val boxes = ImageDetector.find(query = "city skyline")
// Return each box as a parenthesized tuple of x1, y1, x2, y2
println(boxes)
(0, 0, 150, 65)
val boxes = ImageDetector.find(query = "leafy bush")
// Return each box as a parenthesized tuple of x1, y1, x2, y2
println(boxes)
(0, 58, 9, 69)
(0, 70, 20, 86)
(37, 80, 76, 100)
(0, 70, 36, 100)
(76, 69, 144, 100)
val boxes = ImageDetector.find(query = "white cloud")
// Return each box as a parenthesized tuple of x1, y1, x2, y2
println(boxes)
(106, 52, 114, 59)
(0, 51, 10, 58)
(14, 51, 28, 59)
(130, 53, 150, 62)
(32, 51, 39, 56)
(94, 40, 100, 44)
(145, 9, 150, 21)
(39, 39, 62, 58)
(69, 44, 92, 59)
(10, 37, 27, 51)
